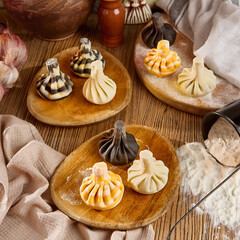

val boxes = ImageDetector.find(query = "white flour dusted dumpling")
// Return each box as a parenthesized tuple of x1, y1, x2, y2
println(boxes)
(178, 57, 216, 97)
(82, 60, 116, 105)
(127, 150, 169, 194)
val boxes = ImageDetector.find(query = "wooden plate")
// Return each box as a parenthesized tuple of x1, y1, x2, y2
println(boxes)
(50, 125, 181, 230)
(134, 22, 240, 116)
(27, 47, 132, 126)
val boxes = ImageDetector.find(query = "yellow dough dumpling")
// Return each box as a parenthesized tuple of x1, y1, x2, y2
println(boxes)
(80, 162, 124, 210)
(178, 56, 216, 97)
(144, 40, 181, 77)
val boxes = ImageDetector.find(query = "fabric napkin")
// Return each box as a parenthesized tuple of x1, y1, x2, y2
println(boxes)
(0, 115, 155, 240)
(156, 0, 240, 89)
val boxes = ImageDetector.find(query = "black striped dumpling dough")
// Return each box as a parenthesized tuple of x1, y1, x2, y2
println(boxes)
(70, 38, 105, 78)
(36, 58, 73, 101)
(99, 120, 139, 165)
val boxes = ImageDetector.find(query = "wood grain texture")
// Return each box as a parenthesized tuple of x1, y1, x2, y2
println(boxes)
(0, 10, 236, 240)
(50, 125, 181, 229)
(134, 22, 240, 116)
(27, 47, 132, 126)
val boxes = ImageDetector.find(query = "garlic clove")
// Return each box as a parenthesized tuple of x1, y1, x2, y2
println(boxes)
(0, 61, 19, 88)
(0, 83, 4, 101)
(0, 28, 28, 69)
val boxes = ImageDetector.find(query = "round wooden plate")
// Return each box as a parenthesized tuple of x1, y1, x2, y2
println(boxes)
(27, 47, 132, 126)
(134, 22, 240, 116)
(50, 125, 181, 230)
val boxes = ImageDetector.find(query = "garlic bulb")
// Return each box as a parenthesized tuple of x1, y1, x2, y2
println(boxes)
(0, 23, 28, 99)
(0, 83, 4, 101)
(0, 61, 19, 89)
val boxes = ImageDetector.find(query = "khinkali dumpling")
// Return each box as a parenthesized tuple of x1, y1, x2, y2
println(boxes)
(124, 0, 152, 24)
(127, 150, 169, 194)
(144, 40, 181, 77)
(178, 57, 216, 97)
(80, 162, 124, 210)
(99, 120, 139, 165)
(36, 58, 73, 100)
(142, 12, 176, 48)
(70, 38, 105, 78)
(82, 60, 116, 105)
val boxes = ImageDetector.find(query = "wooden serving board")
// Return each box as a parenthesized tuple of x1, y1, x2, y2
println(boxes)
(134, 23, 240, 116)
(27, 47, 132, 126)
(50, 125, 181, 230)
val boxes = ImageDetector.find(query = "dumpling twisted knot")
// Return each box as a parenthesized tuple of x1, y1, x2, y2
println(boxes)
(70, 38, 105, 78)
(177, 56, 216, 97)
(80, 162, 124, 210)
(144, 40, 181, 77)
(127, 150, 169, 194)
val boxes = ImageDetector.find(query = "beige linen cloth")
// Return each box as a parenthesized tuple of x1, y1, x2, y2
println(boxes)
(156, 0, 240, 89)
(0, 115, 155, 240)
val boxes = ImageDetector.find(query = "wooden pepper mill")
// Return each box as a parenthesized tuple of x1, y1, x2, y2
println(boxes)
(98, 0, 125, 47)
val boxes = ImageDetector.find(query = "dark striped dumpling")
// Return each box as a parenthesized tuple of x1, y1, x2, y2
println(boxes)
(36, 58, 73, 101)
(70, 38, 105, 78)
(124, 0, 152, 24)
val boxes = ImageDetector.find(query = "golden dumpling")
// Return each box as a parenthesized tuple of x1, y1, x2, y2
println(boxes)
(178, 56, 216, 97)
(144, 40, 181, 77)
(80, 162, 124, 210)
(127, 150, 169, 194)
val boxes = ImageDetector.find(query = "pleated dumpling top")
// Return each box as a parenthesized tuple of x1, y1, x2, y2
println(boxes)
(80, 162, 124, 210)
(127, 150, 169, 194)
(124, 0, 152, 24)
(144, 40, 181, 77)
(142, 12, 176, 48)
(99, 120, 139, 165)
(82, 60, 116, 105)
(36, 58, 73, 100)
(178, 57, 216, 97)
(70, 38, 105, 78)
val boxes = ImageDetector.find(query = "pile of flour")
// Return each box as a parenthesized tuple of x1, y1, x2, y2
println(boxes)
(177, 118, 240, 239)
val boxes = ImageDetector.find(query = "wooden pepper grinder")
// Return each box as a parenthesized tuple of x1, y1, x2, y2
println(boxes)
(98, 0, 125, 47)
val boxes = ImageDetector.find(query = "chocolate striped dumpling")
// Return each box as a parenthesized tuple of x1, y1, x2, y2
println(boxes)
(70, 38, 105, 78)
(80, 162, 124, 210)
(36, 58, 73, 100)
(124, 0, 152, 24)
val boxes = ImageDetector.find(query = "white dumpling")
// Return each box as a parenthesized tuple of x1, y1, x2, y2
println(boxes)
(177, 57, 216, 97)
(82, 60, 116, 105)
(127, 150, 169, 194)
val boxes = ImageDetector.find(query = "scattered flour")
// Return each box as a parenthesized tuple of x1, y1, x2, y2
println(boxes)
(177, 142, 240, 239)
(205, 117, 240, 167)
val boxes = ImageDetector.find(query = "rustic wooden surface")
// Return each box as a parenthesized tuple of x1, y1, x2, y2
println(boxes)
(0, 8, 235, 240)
(27, 47, 132, 126)
(51, 125, 181, 230)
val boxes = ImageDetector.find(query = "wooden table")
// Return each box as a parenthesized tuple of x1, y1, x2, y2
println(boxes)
(0, 9, 233, 240)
